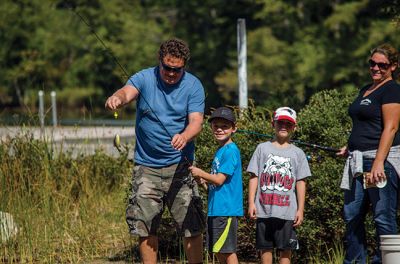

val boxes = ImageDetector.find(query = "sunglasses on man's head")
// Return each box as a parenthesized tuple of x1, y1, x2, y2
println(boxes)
(368, 59, 391, 70)
(160, 61, 184, 73)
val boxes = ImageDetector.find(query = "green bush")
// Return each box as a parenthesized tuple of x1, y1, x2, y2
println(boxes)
(295, 88, 355, 261)
(296, 88, 387, 262)
(2, 87, 389, 263)
(194, 88, 377, 262)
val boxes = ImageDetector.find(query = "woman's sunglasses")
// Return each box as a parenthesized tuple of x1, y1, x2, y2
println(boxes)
(368, 59, 391, 70)
(160, 61, 184, 73)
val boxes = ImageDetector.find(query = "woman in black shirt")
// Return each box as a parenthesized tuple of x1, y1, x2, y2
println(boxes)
(338, 43, 400, 264)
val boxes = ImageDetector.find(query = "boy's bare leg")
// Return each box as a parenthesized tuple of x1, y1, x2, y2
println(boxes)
(260, 249, 273, 264)
(184, 234, 203, 263)
(279, 250, 291, 264)
(139, 236, 158, 264)
(216, 253, 239, 264)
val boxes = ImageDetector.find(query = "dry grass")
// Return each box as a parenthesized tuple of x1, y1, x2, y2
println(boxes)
(0, 135, 136, 263)
(0, 135, 345, 263)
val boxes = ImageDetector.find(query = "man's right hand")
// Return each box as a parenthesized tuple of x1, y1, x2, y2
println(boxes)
(105, 95, 123, 110)
(105, 85, 140, 110)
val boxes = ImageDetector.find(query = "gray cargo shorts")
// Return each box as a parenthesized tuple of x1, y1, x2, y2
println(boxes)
(126, 162, 205, 237)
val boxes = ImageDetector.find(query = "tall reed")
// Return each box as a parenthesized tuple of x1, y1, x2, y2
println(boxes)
(0, 134, 134, 263)
(308, 241, 345, 264)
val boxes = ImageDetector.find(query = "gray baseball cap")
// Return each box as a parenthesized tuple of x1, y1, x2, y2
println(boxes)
(208, 107, 236, 123)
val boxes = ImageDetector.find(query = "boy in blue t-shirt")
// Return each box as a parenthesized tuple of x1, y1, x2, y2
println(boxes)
(189, 107, 243, 264)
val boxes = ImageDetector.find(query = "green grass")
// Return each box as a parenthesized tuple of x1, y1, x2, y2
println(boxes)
(0, 135, 135, 263)
(0, 134, 347, 263)
(308, 242, 345, 264)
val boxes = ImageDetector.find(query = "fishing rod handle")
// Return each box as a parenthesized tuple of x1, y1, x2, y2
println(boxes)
(318, 146, 340, 153)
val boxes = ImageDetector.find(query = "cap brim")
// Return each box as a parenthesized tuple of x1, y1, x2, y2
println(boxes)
(275, 116, 296, 124)
(208, 116, 236, 123)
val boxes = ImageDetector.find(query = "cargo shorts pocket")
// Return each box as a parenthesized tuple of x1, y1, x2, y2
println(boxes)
(181, 195, 206, 237)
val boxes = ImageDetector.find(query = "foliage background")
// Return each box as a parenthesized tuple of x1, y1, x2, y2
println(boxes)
(1, 0, 400, 120)
(0, 89, 362, 263)
(194, 87, 384, 262)
(1, 87, 399, 263)
(2, 0, 400, 262)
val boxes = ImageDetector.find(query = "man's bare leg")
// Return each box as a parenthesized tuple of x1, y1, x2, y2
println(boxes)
(139, 235, 158, 264)
(184, 234, 203, 263)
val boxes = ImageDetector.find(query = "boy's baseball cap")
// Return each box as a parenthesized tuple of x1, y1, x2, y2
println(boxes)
(208, 107, 236, 124)
(273, 107, 297, 124)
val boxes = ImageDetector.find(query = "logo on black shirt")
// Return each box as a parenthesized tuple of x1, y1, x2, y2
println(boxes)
(360, 98, 371, 105)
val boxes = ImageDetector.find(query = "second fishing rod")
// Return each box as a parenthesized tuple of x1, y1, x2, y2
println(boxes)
(236, 129, 340, 153)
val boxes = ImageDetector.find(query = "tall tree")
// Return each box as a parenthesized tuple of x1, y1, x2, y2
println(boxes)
(1, 0, 399, 115)
(216, 0, 400, 109)
(0, 0, 166, 110)
(143, 0, 264, 108)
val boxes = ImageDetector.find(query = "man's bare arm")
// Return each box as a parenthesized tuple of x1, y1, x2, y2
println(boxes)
(105, 85, 139, 110)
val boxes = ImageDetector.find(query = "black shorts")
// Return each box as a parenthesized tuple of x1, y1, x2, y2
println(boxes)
(207, 216, 238, 253)
(256, 218, 298, 251)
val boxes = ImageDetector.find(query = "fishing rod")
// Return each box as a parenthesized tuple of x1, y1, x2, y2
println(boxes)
(71, 9, 129, 81)
(236, 129, 340, 153)
(69, 7, 199, 185)
(70, 7, 176, 142)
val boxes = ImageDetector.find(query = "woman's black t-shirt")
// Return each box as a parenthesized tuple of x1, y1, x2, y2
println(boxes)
(348, 80, 400, 151)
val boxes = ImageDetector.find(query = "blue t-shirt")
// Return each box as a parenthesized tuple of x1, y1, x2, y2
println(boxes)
(127, 67, 205, 167)
(208, 142, 243, 217)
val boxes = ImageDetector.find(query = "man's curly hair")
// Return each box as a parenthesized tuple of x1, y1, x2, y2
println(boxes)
(158, 38, 190, 64)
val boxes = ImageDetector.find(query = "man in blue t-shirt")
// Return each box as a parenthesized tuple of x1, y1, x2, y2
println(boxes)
(105, 38, 205, 264)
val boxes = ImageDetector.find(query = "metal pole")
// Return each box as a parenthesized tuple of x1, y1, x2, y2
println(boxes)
(237, 18, 248, 110)
(51, 91, 57, 127)
(38, 90, 44, 132)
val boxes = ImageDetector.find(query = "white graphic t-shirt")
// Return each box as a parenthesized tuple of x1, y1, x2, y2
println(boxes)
(247, 141, 311, 220)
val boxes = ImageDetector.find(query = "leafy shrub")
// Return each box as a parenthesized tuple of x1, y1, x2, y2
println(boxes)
(295, 88, 355, 261)
(194, 88, 379, 263)
(2, 87, 388, 262)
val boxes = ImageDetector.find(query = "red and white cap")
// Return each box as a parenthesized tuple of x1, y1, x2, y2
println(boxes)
(273, 107, 297, 124)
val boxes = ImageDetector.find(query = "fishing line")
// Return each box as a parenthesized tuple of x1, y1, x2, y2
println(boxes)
(70, 8, 129, 80)
(236, 129, 339, 153)
(69, 6, 196, 183)
(69, 7, 174, 139)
